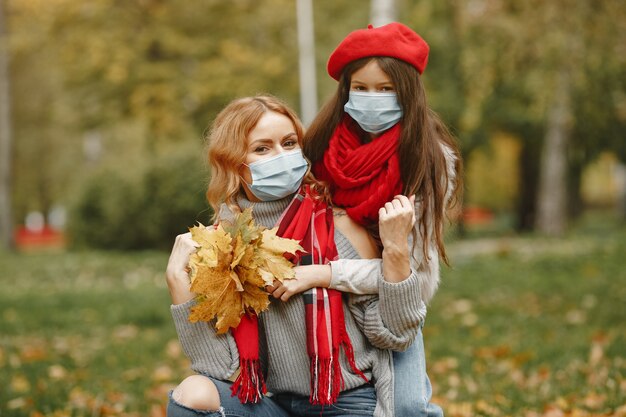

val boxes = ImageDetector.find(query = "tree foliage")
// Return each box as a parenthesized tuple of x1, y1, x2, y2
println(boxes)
(6, 0, 626, 240)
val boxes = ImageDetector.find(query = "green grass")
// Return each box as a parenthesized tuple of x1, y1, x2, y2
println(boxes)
(0, 251, 182, 416)
(1, 224, 625, 416)
(429, 222, 626, 415)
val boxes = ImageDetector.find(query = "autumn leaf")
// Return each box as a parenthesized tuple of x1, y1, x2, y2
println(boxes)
(261, 227, 303, 256)
(241, 284, 271, 314)
(187, 208, 302, 333)
(188, 223, 232, 280)
(237, 266, 266, 288)
(258, 251, 297, 284)
(221, 208, 261, 244)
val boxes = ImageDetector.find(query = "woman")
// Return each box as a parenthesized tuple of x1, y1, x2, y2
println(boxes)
(166, 95, 423, 417)
(300, 23, 464, 416)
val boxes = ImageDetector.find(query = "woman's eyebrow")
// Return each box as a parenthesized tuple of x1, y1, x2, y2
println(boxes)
(248, 138, 273, 146)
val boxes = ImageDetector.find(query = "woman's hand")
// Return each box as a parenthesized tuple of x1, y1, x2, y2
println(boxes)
(265, 264, 331, 302)
(378, 194, 416, 282)
(165, 232, 198, 305)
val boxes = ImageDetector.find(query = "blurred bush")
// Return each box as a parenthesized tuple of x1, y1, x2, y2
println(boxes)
(68, 150, 211, 250)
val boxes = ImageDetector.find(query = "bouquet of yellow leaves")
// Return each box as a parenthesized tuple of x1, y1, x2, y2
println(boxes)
(187, 208, 303, 334)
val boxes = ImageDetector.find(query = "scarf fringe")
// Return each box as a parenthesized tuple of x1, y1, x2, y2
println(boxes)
(230, 358, 267, 404)
(309, 356, 343, 405)
(341, 340, 369, 383)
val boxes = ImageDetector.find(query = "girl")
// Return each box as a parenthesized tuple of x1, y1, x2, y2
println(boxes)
(300, 22, 464, 416)
(165, 95, 424, 417)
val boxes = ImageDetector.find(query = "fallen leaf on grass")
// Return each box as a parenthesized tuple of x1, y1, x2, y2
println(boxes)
(151, 365, 173, 382)
(146, 383, 177, 401)
(11, 374, 30, 393)
(48, 364, 67, 380)
(7, 397, 29, 409)
(446, 402, 473, 417)
(165, 339, 181, 359)
(150, 404, 167, 417)
(542, 405, 565, 417)
(20, 344, 47, 362)
(582, 392, 606, 409)
(113, 324, 139, 341)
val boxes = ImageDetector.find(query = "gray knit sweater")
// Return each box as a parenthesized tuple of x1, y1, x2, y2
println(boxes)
(170, 194, 425, 417)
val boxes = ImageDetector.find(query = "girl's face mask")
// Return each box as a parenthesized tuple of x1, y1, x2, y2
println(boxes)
(344, 92, 403, 134)
(243, 149, 308, 201)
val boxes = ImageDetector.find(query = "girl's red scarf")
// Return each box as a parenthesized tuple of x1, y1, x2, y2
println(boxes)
(314, 116, 403, 226)
(230, 186, 367, 405)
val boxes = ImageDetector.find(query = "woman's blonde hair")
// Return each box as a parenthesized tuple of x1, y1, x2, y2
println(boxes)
(206, 95, 325, 219)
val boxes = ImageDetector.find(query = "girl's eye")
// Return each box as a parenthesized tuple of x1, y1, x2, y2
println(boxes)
(380, 86, 394, 91)
(254, 146, 269, 153)
(283, 140, 297, 148)
(351, 85, 366, 91)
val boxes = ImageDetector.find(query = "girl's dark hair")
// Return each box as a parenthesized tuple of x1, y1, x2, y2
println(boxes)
(303, 57, 463, 265)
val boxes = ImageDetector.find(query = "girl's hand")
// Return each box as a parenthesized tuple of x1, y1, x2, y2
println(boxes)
(165, 232, 198, 305)
(378, 194, 416, 253)
(378, 195, 416, 282)
(265, 265, 331, 302)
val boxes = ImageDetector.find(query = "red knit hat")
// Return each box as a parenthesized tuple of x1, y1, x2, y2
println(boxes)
(327, 22, 429, 81)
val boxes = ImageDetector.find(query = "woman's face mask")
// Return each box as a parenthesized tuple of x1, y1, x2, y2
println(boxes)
(344, 91, 403, 134)
(241, 111, 308, 201)
(243, 149, 308, 201)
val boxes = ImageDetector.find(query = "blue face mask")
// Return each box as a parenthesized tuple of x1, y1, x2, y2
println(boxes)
(244, 149, 309, 201)
(344, 92, 403, 134)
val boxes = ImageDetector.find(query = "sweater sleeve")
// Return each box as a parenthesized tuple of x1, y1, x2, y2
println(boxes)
(171, 300, 240, 379)
(346, 268, 427, 351)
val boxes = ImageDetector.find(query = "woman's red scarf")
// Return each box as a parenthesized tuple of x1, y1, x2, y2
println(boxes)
(230, 186, 367, 405)
(313, 116, 403, 226)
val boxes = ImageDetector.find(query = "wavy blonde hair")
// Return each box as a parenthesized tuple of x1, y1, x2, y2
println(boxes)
(206, 95, 326, 219)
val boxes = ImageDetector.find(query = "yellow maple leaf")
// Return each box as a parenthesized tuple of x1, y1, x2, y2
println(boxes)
(256, 247, 297, 283)
(256, 266, 277, 287)
(236, 266, 266, 288)
(189, 265, 229, 296)
(241, 283, 270, 313)
(189, 224, 233, 269)
(189, 279, 243, 334)
(261, 228, 303, 256)
(186, 209, 302, 333)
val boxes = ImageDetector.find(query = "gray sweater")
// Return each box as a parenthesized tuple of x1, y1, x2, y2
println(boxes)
(170, 195, 425, 417)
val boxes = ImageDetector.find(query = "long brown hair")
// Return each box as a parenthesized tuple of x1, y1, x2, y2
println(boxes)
(303, 57, 463, 264)
(206, 95, 326, 219)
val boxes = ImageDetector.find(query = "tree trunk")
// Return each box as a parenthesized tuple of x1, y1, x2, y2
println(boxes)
(370, 0, 396, 27)
(296, 0, 317, 126)
(0, 0, 14, 251)
(516, 137, 541, 232)
(535, 72, 572, 236)
(567, 159, 584, 221)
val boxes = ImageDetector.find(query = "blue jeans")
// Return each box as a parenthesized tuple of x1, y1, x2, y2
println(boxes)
(167, 377, 376, 417)
(393, 326, 443, 417)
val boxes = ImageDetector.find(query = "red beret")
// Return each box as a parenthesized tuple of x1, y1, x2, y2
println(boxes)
(327, 22, 429, 81)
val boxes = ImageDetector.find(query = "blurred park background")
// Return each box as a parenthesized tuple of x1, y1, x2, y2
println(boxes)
(0, 0, 624, 416)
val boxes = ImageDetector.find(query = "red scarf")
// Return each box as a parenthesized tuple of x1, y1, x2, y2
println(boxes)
(230, 186, 367, 405)
(313, 116, 403, 226)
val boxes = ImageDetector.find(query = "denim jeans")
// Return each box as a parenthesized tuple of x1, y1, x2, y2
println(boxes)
(167, 376, 376, 417)
(392, 325, 444, 417)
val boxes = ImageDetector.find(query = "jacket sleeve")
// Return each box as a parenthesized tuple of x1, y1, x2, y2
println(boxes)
(171, 300, 240, 379)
